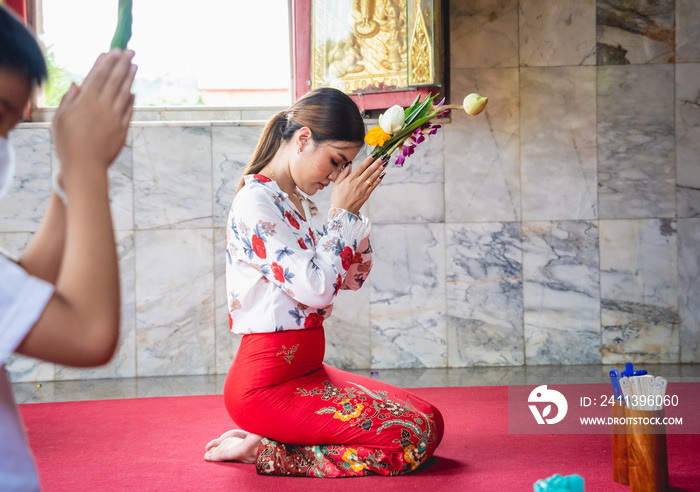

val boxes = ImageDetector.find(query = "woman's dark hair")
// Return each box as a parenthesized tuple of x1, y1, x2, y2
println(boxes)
(0, 5, 48, 86)
(237, 87, 365, 191)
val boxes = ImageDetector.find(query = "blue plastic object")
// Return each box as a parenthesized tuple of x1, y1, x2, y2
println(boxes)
(609, 369, 622, 401)
(621, 362, 634, 378)
(533, 473, 585, 492)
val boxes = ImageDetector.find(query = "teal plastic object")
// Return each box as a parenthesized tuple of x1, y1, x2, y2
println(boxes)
(533, 473, 584, 492)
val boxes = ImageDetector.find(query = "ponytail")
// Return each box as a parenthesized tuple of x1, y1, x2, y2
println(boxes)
(236, 111, 287, 191)
(237, 88, 365, 192)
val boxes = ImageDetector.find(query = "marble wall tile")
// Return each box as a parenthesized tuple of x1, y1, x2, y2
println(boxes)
(3, 232, 55, 382)
(239, 109, 286, 121)
(600, 219, 680, 364)
(324, 286, 371, 370)
(596, 0, 675, 65)
(369, 224, 446, 368)
(48, 137, 133, 232)
(450, 0, 519, 69)
(675, 0, 700, 63)
(678, 219, 700, 363)
(0, 231, 32, 261)
(522, 221, 601, 365)
(135, 229, 216, 376)
(1, 128, 51, 233)
(5, 353, 54, 383)
(131, 109, 244, 122)
(520, 0, 596, 67)
(107, 132, 134, 231)
(445, 68, 520, 223)
(56, 231, 137, 380)
(133, 126, 213, 229)
(212, 126, 262, 227)
(597, 65, 676, 219)
(521, 66, 597, 221)
(446, 222, 523, 366)
(214, 227, 240, 374)
(369, 130, 444, 224)
(676, 63, 700, 217)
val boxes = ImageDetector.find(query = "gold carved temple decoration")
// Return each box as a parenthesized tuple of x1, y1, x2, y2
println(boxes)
(310, 0, 440, 95)
(408, 2, 433, 85)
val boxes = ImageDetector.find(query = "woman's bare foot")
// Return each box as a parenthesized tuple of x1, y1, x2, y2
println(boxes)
(205, 429, 248, 452)
(204, 429, 263, 463)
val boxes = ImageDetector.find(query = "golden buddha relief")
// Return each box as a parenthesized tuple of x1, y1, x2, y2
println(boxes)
(311, 0, 441, 94)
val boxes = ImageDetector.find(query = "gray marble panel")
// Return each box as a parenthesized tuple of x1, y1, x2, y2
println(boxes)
(678, 219, 700, 363)
(135, 229, 216, 376)
(107, 132, 134, 231)
(597, 65, 676, 219)
(369, 130, 444, 224)
(600, 219, 680, 364)
(133, 126, 213, 229)
(445, 68, 520, 223)
(0, 231, 32, 260)
(596, 0, 675, 65)
(676, 0, 700, 62)
(676, 63, 700, 217)
(6, 354, 54, 383)
(1, 128, 51, 233)
(522, 221, 601, 365)
(212, 125, 262, 227)
(3, 232, 55, 382)
(369, 224, 446, 368)
(446, 222, 523, 367)
(450, 0, 519, 69)
(56, 231, 137, 380)
(324, 286, 371, 370)
(521, 67, 597, 221)
(214, 227, 241, 374)
(48, 134, 132, 231)
(10, 381, 57, 403)
(520, 0, 596, 67)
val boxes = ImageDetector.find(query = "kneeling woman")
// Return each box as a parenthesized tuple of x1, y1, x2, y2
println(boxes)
(205, 88, 444, 477)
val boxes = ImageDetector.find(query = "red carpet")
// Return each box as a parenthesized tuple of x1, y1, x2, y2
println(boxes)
(19, 386, 700, 492)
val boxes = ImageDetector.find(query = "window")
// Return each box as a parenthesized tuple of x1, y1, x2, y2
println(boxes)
(34, 0, 291, 109)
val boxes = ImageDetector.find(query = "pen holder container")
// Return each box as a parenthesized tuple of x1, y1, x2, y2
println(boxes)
(611, 401, 629, 485)
(625, 408, 669, 492)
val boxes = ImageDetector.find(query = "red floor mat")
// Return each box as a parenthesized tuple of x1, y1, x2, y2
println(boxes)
(19, 386, 700, 491)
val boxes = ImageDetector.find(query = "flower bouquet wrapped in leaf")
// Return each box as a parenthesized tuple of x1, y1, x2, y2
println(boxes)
(365, 93, 488, 166)
(110, 0, 133, 50)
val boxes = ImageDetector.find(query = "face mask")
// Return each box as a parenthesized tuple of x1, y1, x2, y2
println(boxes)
(0, 136, 17, 201)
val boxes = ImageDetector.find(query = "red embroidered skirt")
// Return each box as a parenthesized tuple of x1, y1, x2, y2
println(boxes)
(224, 326, 444, 477)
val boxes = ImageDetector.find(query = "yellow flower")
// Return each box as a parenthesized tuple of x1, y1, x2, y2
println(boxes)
(365, 126, 391, 147)
(333, 399, 364, 421)
(342, 448, 367, 472)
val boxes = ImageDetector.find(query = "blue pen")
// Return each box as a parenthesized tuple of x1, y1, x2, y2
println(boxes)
(609, 369, 622, 401)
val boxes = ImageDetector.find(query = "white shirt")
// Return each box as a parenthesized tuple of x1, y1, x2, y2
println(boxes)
(225, 174, 372, 334)
(1, 253, 54, 492)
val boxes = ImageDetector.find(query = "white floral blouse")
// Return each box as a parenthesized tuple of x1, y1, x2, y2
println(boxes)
(225, 174, 373, 334)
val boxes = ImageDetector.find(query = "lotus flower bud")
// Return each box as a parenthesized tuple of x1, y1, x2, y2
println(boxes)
(462, 93, 488, 116)
(378, 105, 406, 135)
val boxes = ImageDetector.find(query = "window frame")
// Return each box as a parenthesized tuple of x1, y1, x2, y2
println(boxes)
(25, 0, 293, 122)
(291, 0, 446, 112)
